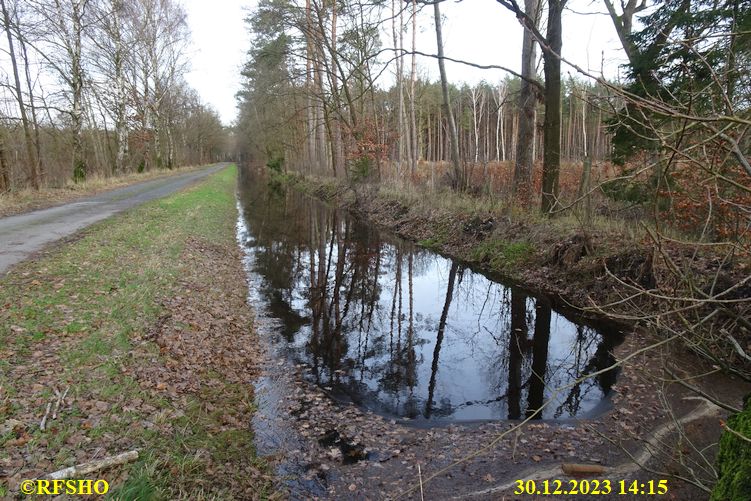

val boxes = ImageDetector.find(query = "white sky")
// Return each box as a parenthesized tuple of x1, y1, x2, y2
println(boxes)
(183, 0, 629, 126)
(183, 0, 252, 125)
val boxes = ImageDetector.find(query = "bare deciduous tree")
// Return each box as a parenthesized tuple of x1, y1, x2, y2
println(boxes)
(1, 0, 40, 188)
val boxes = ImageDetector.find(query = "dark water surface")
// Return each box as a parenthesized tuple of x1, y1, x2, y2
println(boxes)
(237, 171, 625, 423)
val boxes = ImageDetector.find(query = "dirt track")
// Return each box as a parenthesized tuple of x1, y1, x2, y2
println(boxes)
(0, 164, 224, 274)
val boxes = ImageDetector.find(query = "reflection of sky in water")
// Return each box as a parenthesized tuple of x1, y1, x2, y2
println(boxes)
(239, 177, 623, 422)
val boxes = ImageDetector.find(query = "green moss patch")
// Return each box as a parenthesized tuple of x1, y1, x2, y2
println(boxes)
(712, 399, 751, 501)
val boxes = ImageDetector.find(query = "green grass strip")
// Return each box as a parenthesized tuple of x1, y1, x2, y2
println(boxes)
(0, 165, 272, 500)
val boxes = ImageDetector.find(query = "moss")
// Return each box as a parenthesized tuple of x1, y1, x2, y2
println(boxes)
(418, 236, 444, 250)
(711, 398, 751, 501)
(471, 238, 534, 272)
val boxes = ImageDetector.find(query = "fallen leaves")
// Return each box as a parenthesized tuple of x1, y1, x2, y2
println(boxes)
(0, 232, 273, 497)
(4, 432, 31, 447)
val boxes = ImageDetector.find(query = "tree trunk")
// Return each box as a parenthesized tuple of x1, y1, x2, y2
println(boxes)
(577, 156, 592, 222)
(399, 0, 410, 177)
(433, 2, 463, 190)
(0, 125, 10, 191)
(306, 0, 315, 172)
(471, 86, 480, 164)
(513, 0, 539, 199)
(541, 0, 564, 214)
(312, 25, 327, 173)
(581, 87, 588, 159)
(113, 0, 128, 174)
(71, 0, 86, 182)
(150, 46, 163, 169)
(16, 8, 43, 181)
(166, 120, 175, 169)
(409, 0, 417, 176)
(141, 65, 151, 172)
(391, 0, 406, 178)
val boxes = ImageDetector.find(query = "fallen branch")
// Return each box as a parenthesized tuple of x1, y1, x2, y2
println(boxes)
(664, 367, 741, 414)
(39, 402, 52, 431)
(418, 464, 425, 501)
(725, 333, 751, 363)
(52, 386, 69, 420)
(722, 423, 751, 444)
(46, 450, 139, 480)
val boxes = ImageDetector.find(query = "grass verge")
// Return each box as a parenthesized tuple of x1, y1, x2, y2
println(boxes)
(0, 165, 274, 499)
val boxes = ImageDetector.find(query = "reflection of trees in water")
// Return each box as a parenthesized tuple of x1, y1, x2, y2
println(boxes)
(425, 261, 458, 418)
(294, 206, 429, 415)
(449, 282, 615, 420)
(380, 250, 419, 409)
(508, 290, 526, 419)
(552, 325, 619, 419)
(308, 210, 352, 383)
(527, 301, 551, 419)
(239, 174, 621, 420)
(239, 181, 312, 342)
(299, 204, 414, 403)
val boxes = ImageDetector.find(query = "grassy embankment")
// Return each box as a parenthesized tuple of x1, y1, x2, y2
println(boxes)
(0, 165, 274, 499)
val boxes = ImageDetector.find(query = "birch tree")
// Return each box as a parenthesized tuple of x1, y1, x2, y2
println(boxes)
(432, 1, 462, 190)
(88, 0, 130, 173)
(26, 0, 90, 181)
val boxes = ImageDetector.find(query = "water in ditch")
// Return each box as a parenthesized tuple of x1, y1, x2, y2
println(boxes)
(238, 171, 625, 424)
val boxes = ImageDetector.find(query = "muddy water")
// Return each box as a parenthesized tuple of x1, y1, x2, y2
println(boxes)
(238, 172, 624, 423)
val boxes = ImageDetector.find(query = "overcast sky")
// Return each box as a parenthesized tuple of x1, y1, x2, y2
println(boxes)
(183, 0, 629, 126)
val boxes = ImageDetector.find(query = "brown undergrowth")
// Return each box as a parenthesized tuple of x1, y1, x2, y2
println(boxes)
(286, 173, 647, 313)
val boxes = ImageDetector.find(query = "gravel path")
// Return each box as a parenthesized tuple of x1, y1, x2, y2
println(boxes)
(0, 164, 225, 274)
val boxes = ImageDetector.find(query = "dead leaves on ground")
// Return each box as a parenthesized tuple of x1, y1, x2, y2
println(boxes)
(0, 235, 273, 498)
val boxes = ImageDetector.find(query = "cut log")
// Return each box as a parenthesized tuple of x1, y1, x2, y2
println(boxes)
(561, 463, 607, 476)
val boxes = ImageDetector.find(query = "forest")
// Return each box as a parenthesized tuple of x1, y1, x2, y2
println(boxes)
(233, 0, 751, 497)
(236, 0, 749, 238)
(0, 0, 226, 190)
